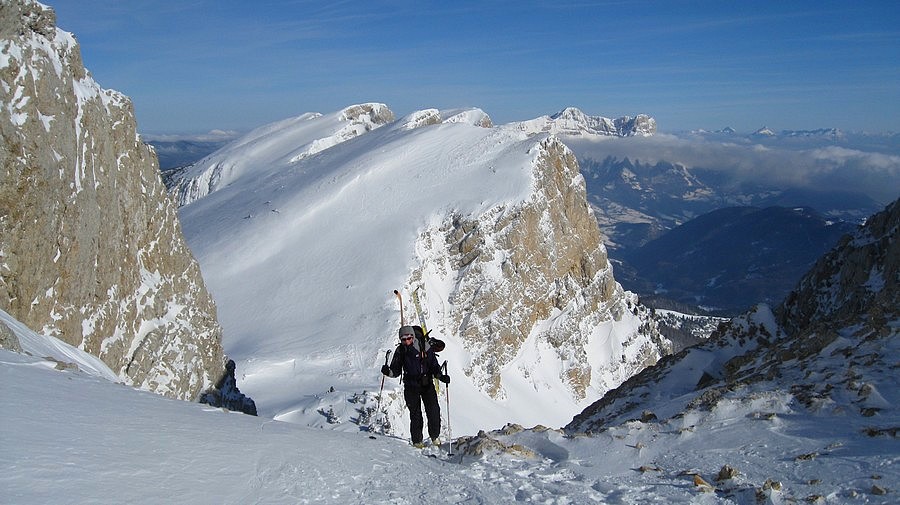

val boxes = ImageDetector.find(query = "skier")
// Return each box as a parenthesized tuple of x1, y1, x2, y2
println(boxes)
(381, 325, 449, 447)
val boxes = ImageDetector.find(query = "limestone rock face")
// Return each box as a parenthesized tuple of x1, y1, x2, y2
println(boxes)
(414, 136, 670, 401)
(0, 0, 224, 399)
(0, 318, 22, 352)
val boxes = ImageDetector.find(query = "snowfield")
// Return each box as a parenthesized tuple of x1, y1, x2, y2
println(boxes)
(3, 308, 897, 504)
(175, 106, 661, 439)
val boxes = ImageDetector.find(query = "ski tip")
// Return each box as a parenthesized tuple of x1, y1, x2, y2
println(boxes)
(393, 289, 399, 295)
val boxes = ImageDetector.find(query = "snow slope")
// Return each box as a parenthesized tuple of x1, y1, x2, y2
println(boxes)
(1, 307, 117, 382)
(177, 106, 657, 438)
(170, 103, 394, 207)
(3, 316, 896, 504)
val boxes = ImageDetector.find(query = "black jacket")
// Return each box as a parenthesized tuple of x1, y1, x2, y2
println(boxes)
(386, 338, 442, 386)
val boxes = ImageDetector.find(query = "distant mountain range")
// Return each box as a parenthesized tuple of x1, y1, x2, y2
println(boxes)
(572, 153, 884, 315)
(750, 126, 844, 139)
(150, 138, 235, 170)
(154, 114, 892, 317)
(693, 126, 897, 141)
(579, 156, 881, 252)
(616, 206, 858, 314)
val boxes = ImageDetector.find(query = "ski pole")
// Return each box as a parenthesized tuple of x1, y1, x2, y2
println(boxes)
(442, 360, 453, 456)
(375, 349, 391, 433)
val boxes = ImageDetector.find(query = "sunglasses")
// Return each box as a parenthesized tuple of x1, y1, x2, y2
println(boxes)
(400, 335, 414, 341)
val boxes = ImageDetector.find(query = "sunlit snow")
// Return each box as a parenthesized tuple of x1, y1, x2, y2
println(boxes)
(3, 307, 897, 504)
(177, 107, 653, 437)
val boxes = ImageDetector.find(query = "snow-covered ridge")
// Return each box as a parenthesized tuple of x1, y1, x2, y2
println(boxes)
(177, 105, 669, 436)
(512, 107, 656, 137)
(168, 103, 395, 207)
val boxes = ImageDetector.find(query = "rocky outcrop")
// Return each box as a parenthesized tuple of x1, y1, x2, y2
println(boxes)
(0, 318, 22, 352)
(400, 108, 493, 130)
(777, 198, 899, 335)
(200, 359, 258, 415)
(414, 136, 670, 401)
(566, 198, 898, 433)
(0, 0, 224, 400)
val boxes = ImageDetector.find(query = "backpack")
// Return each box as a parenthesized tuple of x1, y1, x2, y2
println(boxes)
(394, 325, 445, 385)
(397, 326, 446, 354)
(411, 325, 445, 353)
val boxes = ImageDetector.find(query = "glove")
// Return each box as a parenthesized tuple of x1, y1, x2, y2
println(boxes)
(439, 374, 450, 384)
(381, 365, 391, 376)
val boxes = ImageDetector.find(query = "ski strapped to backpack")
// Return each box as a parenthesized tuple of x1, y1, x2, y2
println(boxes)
(411, 285, 428, 333)
(394, 287, 445, 354)
(393, 289, 405, 325)
(392, 288, 446, 384)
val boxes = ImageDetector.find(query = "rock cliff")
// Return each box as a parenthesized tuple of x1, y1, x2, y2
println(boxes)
(412, 136, 670, 401)
(0, 0, 224, 399)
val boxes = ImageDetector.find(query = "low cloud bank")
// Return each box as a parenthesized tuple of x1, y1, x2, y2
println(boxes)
(566, 133, 900, 205)
(141, 130, 242, 143)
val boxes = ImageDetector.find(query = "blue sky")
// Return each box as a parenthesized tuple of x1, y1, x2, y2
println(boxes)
(49, 1, 900, 135)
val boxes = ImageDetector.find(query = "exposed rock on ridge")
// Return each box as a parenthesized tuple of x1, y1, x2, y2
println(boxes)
(777, 198, 899, 335)
(413, 136, 670, 400)
(566, 197, 898, 433)
(0, 0, 224, 400)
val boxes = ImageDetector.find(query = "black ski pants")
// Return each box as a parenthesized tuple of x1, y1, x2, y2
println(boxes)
(403, 376, 441, 444)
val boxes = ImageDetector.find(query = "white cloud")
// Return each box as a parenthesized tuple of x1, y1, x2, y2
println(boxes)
(565, 133, 900, 204)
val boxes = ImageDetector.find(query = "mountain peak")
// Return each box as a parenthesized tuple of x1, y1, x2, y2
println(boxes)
(517, 107, 656, 137)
